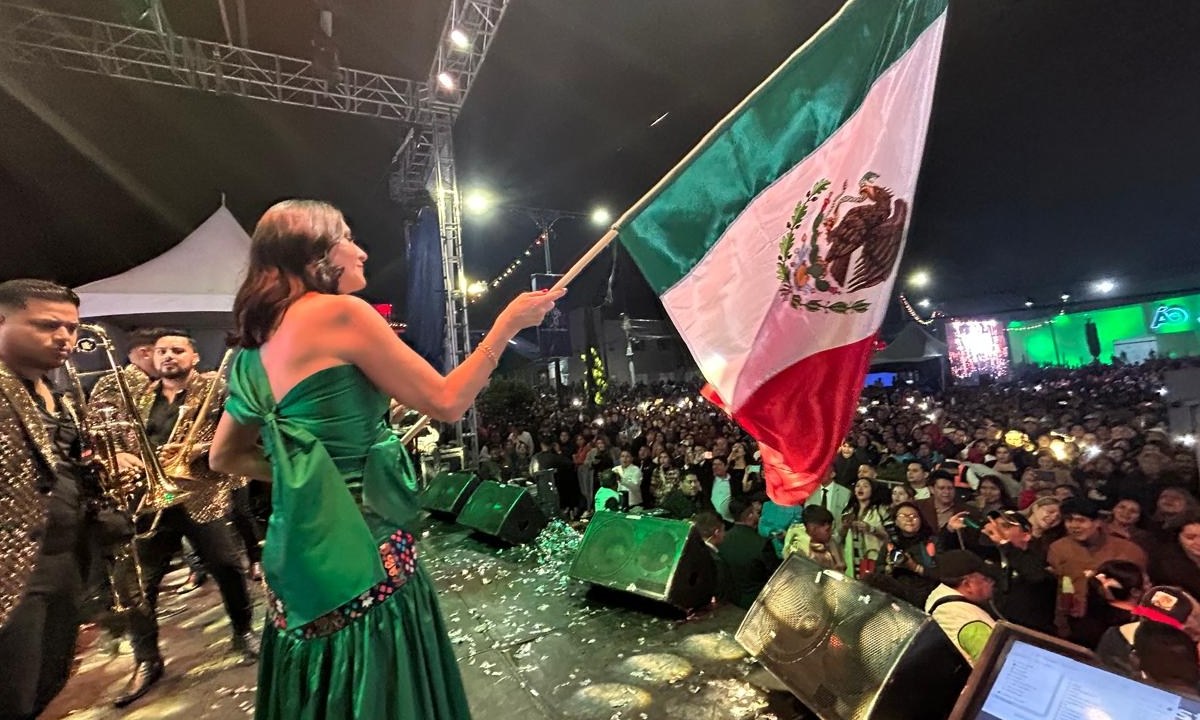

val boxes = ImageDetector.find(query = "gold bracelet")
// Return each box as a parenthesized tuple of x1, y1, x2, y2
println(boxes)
(478, 342, 499, 368)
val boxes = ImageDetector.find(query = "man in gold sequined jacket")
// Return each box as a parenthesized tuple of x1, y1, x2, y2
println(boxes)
(0, 279, 96, 719)
(107, 329, 259, 709)
(87, 326, 158, 409)
(80, 326, 161, 675)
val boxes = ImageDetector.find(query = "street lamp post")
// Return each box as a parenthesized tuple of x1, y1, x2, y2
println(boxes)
(463, 194, 610, 275)
(463, 196, 611, 396)
(515, 208, 588, 400)
(518, 207, 592, 274)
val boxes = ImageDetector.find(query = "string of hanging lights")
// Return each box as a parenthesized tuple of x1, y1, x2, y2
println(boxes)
(466, 232, 547, 304)
(1006, 317, 1060, 333)
(898, 294, 944, 325)
(1007, 293, 1071, 332)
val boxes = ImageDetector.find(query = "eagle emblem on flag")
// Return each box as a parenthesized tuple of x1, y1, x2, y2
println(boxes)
(776, 173, 908, 313)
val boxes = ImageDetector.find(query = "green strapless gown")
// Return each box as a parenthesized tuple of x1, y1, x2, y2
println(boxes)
(225, 351, 471, 720)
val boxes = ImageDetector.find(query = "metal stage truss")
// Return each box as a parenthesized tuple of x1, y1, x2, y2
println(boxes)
(0, 0, 512, 462)
(0, 3, 425, 122)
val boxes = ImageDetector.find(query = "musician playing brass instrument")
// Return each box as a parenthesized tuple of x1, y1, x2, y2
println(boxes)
(110, 330, 258, 709)
(88, 327, 158, 406)
(0, 280, 98, 719)
(90, 328, 215, 596)
(81, 326, 160, 648)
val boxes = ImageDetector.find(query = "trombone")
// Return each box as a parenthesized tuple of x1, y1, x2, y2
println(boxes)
(61, 324, 174, 615)
(68, 323, 191, 529)
(159, 348, 235, 481)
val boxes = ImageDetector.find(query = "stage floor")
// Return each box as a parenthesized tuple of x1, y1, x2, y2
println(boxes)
(43, 517, 812, 720)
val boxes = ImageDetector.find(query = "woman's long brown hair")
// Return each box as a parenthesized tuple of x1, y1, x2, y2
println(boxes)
(231, 199, 346, 348)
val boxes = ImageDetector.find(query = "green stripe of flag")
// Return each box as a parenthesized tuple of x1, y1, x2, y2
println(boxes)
(619, 0, 948, 294)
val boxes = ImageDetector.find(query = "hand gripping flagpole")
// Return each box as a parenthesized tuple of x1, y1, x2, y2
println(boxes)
(397, 227, 616, 453)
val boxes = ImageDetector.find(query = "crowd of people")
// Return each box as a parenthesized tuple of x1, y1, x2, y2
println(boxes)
(477, 358, 1200, 691)
(5, 248, 1198, 717)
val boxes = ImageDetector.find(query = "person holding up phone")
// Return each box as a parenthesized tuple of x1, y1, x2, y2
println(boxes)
(981, 510, 1058, 634)
(863, 501, 941, 607)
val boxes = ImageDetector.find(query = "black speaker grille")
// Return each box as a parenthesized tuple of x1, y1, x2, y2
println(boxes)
(420, 472, 478, 514)
(737, 554, 965, 720)
(574, 518, 636, 579)
(458, 482, 523, 536)
(636, 528, 682, 575)
(569, 512, 712, 605)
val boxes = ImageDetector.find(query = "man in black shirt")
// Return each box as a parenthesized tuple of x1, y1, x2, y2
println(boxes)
(982, 510, 1057, 634)
(0, 279, 111, 719)
(112, 331, 257, 708)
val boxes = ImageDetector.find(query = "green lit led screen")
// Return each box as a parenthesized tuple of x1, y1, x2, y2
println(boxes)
(1008, 293, 1200, 366)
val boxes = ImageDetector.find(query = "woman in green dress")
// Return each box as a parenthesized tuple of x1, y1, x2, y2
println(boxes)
(210, 199, 562, 719)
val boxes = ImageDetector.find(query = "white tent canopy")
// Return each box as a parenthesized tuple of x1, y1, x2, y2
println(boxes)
(74, 206, 251, 318)
(870, 323, 948, 366)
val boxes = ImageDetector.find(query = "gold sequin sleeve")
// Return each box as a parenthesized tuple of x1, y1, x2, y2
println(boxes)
(0, 373, 52, 630)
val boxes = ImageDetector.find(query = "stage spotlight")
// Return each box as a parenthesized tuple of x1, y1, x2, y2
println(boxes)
(908, 270, 930, 288)
(590, 207, 612, 226)
(1094, 279, 1116, 294)
(449, 29, 470, 49)
(463, 189, 494, 215)
(312, 9, 340, 85)
(437, 72, 456, 90)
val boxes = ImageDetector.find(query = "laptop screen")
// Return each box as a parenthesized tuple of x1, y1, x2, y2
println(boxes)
(973, 638, 1200, 720)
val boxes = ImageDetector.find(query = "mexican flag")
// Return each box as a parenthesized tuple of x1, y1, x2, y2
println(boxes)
(617, 0, 948, 504)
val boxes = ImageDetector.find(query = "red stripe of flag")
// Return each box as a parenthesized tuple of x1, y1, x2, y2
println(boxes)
(702, 334, 876, 505)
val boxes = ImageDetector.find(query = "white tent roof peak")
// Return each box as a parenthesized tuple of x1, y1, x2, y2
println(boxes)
(871, 323, 948, 365)
(75, 206, 251, 317)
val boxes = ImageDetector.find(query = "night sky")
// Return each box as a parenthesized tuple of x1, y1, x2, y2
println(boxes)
(2, 0, 1199, 334)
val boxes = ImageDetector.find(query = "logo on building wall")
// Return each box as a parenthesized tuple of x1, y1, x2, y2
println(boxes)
(1149, 304, 1190, 331)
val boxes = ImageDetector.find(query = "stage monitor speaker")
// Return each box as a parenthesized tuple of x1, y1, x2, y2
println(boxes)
(736, 555, 969, 720)
(456, 481, 548, 544)
(526, 469, 561, 519)
(420, 471, 481, 517)
(568, 511, 715, 610)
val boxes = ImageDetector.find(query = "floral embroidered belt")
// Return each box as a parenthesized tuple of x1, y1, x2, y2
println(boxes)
(266, 528, 418, 640)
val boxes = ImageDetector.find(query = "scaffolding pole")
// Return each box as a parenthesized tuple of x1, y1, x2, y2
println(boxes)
(410, 0, 510, 465)
(0, 0, 513, 465)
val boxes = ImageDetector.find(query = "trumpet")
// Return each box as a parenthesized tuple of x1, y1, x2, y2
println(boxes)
(69, 323, 191, 520)
(160, 348, 235, 480)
